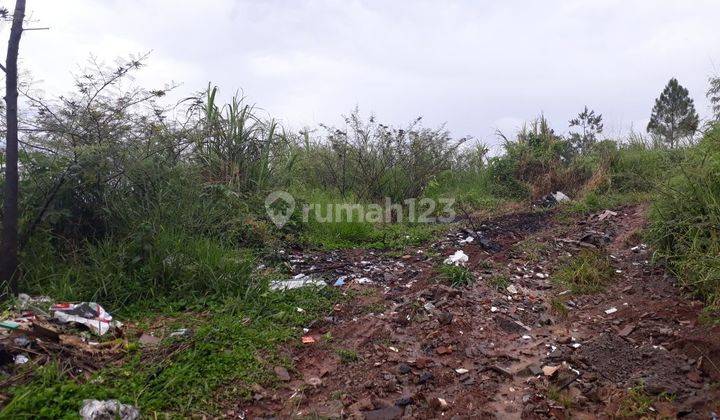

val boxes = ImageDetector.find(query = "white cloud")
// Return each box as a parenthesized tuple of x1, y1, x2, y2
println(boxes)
(4, 0, 719, 146)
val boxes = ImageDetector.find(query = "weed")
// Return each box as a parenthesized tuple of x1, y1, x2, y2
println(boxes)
(439, 264, 474, 287)
(546, 385, 574, 409)
(550, 296, 570, 317)
(512, 238, 549, 262)
(553, 250, 614, 294)
(336, 349, 359, 364)
(488, 275, 509, 291)
(616, 385, 654, 417)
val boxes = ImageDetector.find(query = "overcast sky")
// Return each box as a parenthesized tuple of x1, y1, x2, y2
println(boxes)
(7, 0, 720, 151)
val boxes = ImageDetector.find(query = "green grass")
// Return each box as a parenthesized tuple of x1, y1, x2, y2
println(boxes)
(335, 349, 359, 364)
(488, 275, 509, 291)
(546, 385, 574, 409)
(1, 287, 339, 417)
(511, 238, 549, 262)
(647, 126, 720, 310)
(552, 250, 614, 294)
(439, 264, 474, 287)
(550, 296, 570, 317)
(617, 384, 675, 418)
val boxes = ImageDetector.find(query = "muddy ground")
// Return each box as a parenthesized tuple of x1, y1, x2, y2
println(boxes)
(238, 204, 720, 419)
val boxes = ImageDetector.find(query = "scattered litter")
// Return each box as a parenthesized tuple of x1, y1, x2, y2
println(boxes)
(333, 276, 347, 287)
(455, 368, 469, 374)
(0, 320, 20, 330)
(355, 277, 373, 285)
(423, 302, 436, 312)
(598, 210, 618, 221)
(539, 191, 570, 207)
(269, 275, 326, 291)
(630, 244, 648, 253)
(605, 307, 618, 315)
(535, 273, 547, 279)
(443, 250, 469, 266)
(52, 302, 120, 336)
(490, 306, 499, 313)
(459, 236, 474, 244)
(542, 365, 560, 376)
(389, 346, 399, 352)
(571, 342, 582, 349)
(79, 399, 140, 420)
(296, 307, 305, 313)
(301, 336, 316, 344)
(13, 336, 30, 347)
(14, 354, 29, 364)
(521, 335, 532, 340)
(169, 328, 189, 338)
(553, 191, 570, 202)
(506, 284, 518, 294)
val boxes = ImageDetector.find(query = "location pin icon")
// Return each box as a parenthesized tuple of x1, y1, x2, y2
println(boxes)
(265, 191, 295, 228)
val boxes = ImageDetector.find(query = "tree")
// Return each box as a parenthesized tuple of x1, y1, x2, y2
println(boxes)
(647, 78, 699, 148)
(708, 75, 720, 122)
(569, 106, 603, 154)
(0, 0, 26, 297)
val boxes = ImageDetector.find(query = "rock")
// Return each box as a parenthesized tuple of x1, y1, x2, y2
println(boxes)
(542, 365, 560, 376)
(618, 324, 635, 337)
(274, 366, 291, 381)
(138, 333, 161, 346)
(436, 346, 452, 355)
(306, 376, 322, 386)
(518, 364, 543, 377)
(428, 397, 449, 411)
(348, 397, 373, 413)
(363, 405, 403, 420)
(80, 400, 139, 420)
(438, 311, 453, 325)
(418, 371, 434, 384)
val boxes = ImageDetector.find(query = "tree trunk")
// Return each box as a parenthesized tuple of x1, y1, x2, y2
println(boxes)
(1, 0, 26, 297)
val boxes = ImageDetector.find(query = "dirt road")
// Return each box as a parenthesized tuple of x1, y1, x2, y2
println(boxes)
(241, 204, 720, 419)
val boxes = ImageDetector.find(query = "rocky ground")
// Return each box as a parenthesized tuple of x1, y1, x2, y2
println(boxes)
(238, 204, 720, 419)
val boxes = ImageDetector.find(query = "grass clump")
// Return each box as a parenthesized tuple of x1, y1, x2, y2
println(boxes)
(616, 385, 655, 417)
(550, 296, 570, 317)
(439, 264, 474, 287)
(488, 275, 509, 291)
(553, 250, 614, 294)
(336, 349, 359, 364)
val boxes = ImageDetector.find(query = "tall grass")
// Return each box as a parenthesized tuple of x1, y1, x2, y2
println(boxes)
(647, 125, 720, 308)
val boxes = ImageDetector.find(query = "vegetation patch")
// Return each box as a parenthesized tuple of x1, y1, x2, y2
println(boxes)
(553, 250, 615, 294)
(0, 287, 338, 417)
(439, 264, 474, 287)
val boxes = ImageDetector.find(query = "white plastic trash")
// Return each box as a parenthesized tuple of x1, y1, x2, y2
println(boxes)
(444, 250, 469, 266)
